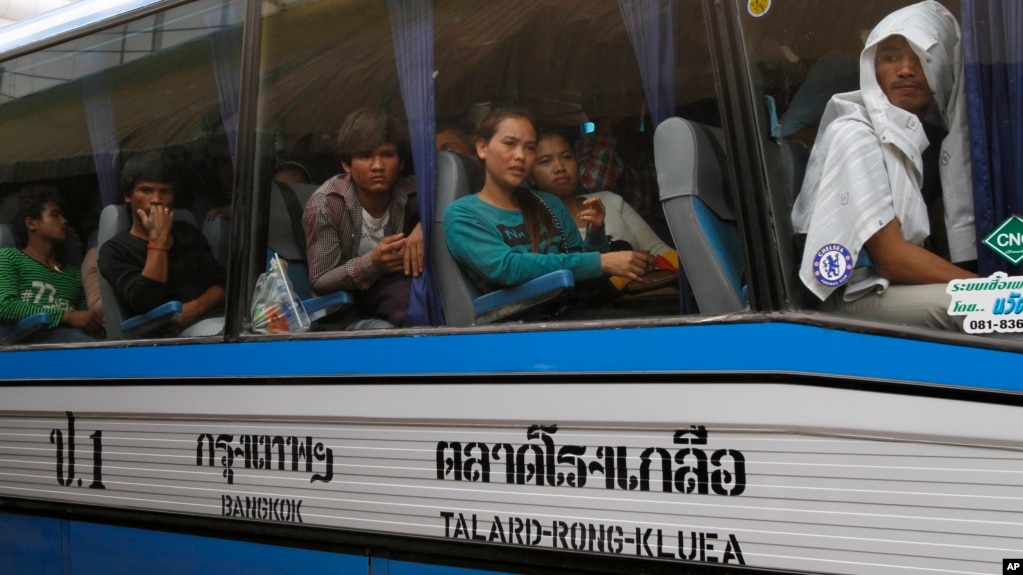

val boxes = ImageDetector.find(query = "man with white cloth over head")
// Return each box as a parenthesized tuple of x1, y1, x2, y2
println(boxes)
(791, 0, 977, 331)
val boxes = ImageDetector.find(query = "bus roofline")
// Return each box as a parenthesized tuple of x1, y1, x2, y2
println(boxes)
(0, 0, 164, 55)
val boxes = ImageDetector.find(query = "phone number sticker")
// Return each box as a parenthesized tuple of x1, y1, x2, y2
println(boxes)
(946, 272, 1023, 334)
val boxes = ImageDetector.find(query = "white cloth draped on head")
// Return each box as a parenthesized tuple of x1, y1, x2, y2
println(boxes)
(791, 0, 975, 302)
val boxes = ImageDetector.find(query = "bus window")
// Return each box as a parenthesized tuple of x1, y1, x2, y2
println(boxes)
(253, 0, 740, 334)
(733, 0, 1007, 338)
(0, 0, 244, 344)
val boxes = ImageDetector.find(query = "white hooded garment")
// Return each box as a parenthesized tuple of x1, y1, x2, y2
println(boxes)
(791, 0, 975, 302)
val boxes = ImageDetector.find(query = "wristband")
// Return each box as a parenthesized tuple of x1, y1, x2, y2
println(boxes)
(147, 244, 170, 252)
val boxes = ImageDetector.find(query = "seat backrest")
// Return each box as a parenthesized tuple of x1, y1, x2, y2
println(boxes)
(97, 204, 198, 338)
(766, 137, 813, 307)
(655, 117, 746, 314)
(202, 217, 231, 268)
(433, 151, 485, 326)
(267, 181, 321, 300)
(0, 224, 15, 248)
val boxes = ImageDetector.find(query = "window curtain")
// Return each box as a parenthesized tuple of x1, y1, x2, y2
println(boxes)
(79, 53, 120, 208)
(387, 0, 445, 326)
(962, 0, 1023, 275)
(618, 0, 676, 127)
(204, 8, 243, 165)
(619, 0, 697, 314)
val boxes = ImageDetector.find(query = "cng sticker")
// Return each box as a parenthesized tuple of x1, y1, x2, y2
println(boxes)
(982, 215, 1023, 265)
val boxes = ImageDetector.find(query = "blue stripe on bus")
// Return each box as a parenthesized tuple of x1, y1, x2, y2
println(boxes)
(0, 512, 512, 575)
(1, 322, 1020, 392)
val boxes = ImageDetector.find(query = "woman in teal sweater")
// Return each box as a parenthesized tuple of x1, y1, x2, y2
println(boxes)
(443, 109, 656, 297)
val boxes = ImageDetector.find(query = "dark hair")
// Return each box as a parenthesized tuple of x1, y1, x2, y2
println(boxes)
(535, 125, 577, 149)
(474, 108, 555, 253)
(437, 118, 471, 137)
(120, 150, 181, 199)
(336, 108, 408, 165)
(472, 107, 535, 146)
(11, 185, 62, 247)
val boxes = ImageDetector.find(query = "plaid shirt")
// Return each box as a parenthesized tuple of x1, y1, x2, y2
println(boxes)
(575, 133, 660, 219)
(302, 173, 417, 295)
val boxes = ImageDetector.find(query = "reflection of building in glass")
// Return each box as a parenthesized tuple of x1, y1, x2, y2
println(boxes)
(0, 0, 73, 29)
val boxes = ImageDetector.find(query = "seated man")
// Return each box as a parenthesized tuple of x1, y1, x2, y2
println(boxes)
(0, 186, 104, 342)
(302, 108, 422, 328)
(791, 1, 976, 331)
(99, 151, 226, 337)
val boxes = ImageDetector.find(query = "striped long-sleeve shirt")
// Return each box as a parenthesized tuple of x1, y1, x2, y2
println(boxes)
(0, 247, 85, 329)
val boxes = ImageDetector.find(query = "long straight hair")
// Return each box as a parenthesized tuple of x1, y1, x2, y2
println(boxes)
(473, 108, 556, 253)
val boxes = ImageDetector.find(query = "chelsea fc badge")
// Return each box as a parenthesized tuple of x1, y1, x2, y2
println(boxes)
(813, 244, 853, 287)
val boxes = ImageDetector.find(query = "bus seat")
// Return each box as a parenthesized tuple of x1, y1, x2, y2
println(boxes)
(773, 137, 816, 308)
(655, 118, 747, 315)
(433, 151, 574, 326)
(96, 204, 191, 339)
(267, 181, 352, 322)
(776, 138, 809, 209)
(0, 223, 14, 248)
(0, 312, 51, 346)
(202, 217, 230, 267)
(0, 223, 52, 345)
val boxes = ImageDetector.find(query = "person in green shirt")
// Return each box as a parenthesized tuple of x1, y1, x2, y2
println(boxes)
(0, 186, 104, 342)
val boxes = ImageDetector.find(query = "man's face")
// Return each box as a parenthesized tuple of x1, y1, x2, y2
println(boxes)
(27, 201, 68, 243)
(126, 180, 175, 219)
(342, 143, 401, 197)
(874, 34, 933, 118)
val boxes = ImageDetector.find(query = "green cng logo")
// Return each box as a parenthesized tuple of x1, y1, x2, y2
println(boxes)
(983, 216, 1023, 265)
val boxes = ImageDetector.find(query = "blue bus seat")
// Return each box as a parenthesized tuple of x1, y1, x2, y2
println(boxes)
(655, 118, 747, 315)
(0, 312, 51, 346)
(117, 301, 184, 339)
(267, 182, 352, 322)
(433, 151, 574, 326)
(96, 204, 196, 339)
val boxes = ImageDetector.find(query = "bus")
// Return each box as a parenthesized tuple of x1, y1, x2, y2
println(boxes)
(1, 0, 1020, 573)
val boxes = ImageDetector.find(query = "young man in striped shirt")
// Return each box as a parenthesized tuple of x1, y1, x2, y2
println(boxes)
(0, 186, 104, 342)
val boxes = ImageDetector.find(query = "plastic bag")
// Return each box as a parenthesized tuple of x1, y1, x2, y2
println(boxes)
(251, 253, 311, 334)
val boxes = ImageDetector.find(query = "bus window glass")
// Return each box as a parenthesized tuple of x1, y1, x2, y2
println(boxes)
(255, 0, 739, 334)
(0, 0, 243, 344)
(734, 0, 1001, 338)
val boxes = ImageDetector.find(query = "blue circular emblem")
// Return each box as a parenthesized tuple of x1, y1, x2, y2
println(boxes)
(812, 244, 853, 288)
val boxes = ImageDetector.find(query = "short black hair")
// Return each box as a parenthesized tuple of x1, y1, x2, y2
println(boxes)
(120, 150, 181, 199)
(11, 185, 62, 246)
(535, 125, 578, 149)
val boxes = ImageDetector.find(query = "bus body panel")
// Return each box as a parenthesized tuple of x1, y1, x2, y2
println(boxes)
(1, 372, 1020, 574)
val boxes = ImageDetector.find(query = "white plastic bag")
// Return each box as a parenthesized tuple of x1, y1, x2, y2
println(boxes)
(251, 253, 311, 333)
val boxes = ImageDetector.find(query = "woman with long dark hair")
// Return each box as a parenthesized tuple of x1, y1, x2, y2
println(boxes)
(443, 108, 655, 300)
